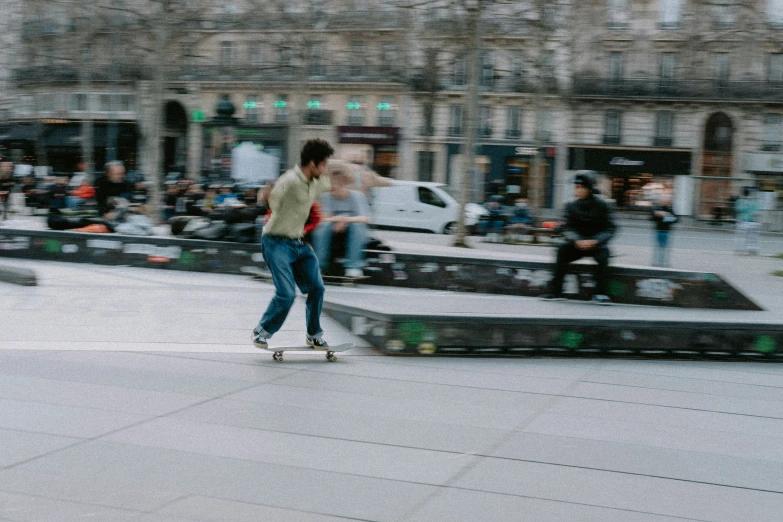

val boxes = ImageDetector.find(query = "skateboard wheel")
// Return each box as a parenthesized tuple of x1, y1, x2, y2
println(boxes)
(273, 352, 283, 362)
(327, 352, 337, 362)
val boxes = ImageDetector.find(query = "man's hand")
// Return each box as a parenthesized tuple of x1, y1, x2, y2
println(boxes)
(332, 220, 347, 233)
(575, 239, 598, 250)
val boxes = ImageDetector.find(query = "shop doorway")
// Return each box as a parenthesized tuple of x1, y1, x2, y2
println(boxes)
(164, 101, 188, 176)
(700, 112, 734, 219)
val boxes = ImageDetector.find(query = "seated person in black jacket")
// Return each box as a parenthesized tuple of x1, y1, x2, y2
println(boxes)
(542, 171, 616, 304)
(95, 162, 132, 214)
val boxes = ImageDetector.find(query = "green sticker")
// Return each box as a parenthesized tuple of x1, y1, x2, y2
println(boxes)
(560, 331, 583, 350)
(608, 281, 626, 297)
(179, 251, 197, 265)
(398, 322, 428, 345)
(44, 239, 62, 253)
(754, 335, 776, 354)
(714, 291, 728, 300)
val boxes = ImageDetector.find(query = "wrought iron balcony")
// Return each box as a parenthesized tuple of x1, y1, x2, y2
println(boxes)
(573, 75, 783, 102)
(171, 64, 404, 84)
(13, 65, 150, 87)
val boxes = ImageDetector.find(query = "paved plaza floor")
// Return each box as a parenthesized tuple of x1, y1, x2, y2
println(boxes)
(0, 259, 783, 520)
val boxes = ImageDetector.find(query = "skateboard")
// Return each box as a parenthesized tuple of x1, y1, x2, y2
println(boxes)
(263, 342, 354, 362)
(322, 274, 370, 287)
(240, 266, 272, 281)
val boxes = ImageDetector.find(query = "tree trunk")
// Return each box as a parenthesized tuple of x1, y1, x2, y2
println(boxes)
(453, 5, 481, 247)
(147, 1, 169, 224)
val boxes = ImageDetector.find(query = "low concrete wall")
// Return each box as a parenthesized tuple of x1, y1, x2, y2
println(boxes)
(0, 227, 760, 310)
(0, 264, 36, 286)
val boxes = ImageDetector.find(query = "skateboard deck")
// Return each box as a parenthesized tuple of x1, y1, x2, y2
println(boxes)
(322, 275, 370, 286)
(241, 266, 272, 281)
(263, 342, 354, 362)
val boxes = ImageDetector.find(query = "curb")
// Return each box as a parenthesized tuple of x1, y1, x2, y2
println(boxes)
(0, 265, 37, 286)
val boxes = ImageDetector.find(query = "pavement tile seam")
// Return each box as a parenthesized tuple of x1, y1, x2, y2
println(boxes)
(576, 378, 783, 410)
(585, 366, 783, 390)
(0, 487, 152, 519)
(155, 494, 376, 522)
(0, 378, 279, 474)
(417, 484, 711, 522)
(473, 451, 783, 495)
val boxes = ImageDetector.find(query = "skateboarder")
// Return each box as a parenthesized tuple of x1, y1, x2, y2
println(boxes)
(252, 139, 334, 350)
(541, 171, 616, 304)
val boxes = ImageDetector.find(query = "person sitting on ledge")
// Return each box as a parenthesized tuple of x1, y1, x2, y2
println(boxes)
(310, 173, 370, 278)
(541, 171, 616, 305)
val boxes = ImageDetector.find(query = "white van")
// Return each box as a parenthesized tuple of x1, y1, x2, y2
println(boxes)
(369, 181, 487, 234)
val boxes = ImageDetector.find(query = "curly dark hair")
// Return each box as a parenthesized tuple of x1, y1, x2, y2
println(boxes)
(300, 138, 334, 167)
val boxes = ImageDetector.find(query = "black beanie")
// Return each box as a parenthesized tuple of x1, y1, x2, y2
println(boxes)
(573, 172, 595, 190)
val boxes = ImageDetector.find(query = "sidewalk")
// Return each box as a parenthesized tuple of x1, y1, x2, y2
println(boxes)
(1, 260, 783, 520)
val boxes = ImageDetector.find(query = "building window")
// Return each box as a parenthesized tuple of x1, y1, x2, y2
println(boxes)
(249, 43, 264, 66)
(607, 0, 629, 29)
(715, 53, 731, 86)
(660, 0, 682, 29)
(99, 93, 112, 112)
(654, 111, 674, 146)
(452, 54, 466, 87)
(245, 94, 260, 123)
(769, 53, 783, 83)
(479, 105, 493, 138)
(418, 151, 435, 182)
(604, 111, 621, 144)
(347, 96, 364, 126)
(274, 94, 288, 123)
(220, 41, 234, 66)
(506, 106, 522, 139)
(540, 51, 555, 80)
(377, 97, 395, 126)
(421, 102, 434, 136)
(449, 104, 464, 136)
(537, 110, 552, 142)
(713, 2, 735, 29)
(279, 47, 293, 71)
(608, 52, 624, 83)
(350, 41, 365, 77)
(309, 43, 324, 77)
(763, 114, 782, 151)
(71, 93, 87, 112)
(660, 53, 676, 87)
(481, 51, 494, 89)
(767, 0, 783, 27)
(381, 43, 397, 71)
(35, 93, 54, 113)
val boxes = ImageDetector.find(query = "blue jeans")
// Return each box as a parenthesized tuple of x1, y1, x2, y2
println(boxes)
(311, 222, 367, 271)
(257, 235, 325, 338)
(653, 230, 670, 267)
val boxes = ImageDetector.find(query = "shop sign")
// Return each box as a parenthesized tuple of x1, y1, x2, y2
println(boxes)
(610, 157, 644, 167)
(515, 147, 537, 156)
(337, 126, 398, 145)
(743, 152, 783, 173)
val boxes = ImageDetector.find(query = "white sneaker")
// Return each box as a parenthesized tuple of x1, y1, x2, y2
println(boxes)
(344, 268, 363, 278)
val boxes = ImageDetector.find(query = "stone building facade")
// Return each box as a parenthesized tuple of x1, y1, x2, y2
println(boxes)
(6, 0, 783, 219)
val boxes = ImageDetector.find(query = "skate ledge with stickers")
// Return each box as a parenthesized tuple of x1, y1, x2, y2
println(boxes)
(0, 226, 761, 311)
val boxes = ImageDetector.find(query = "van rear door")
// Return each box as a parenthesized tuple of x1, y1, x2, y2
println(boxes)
(370, 184, 416, 229)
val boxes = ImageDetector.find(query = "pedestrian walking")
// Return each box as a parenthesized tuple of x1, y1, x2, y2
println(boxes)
(252, 139, 334, 350)
(734, 187, 761, 255)
(651, 192, 677, 267)
(541, 171, 617, 304)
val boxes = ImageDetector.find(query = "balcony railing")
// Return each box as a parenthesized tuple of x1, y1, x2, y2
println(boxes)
(603, 135, 621, 145)
(573, 76, 783, 102)
(653, 137, 673, 147)
(505, 129, 522, 139)
(13, 65, 150, 86)
(171, 64, 404, 84)
(303, 110, 333, 126)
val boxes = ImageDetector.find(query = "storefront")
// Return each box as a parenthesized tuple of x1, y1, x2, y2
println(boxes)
(0, 120, 139, 174)
(336, 126, 399, 177)
(744, 151, 783, 231)
(446, 144, 557, 207)
(202, 125, 288, 181)
(569, 146, 692, 214)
